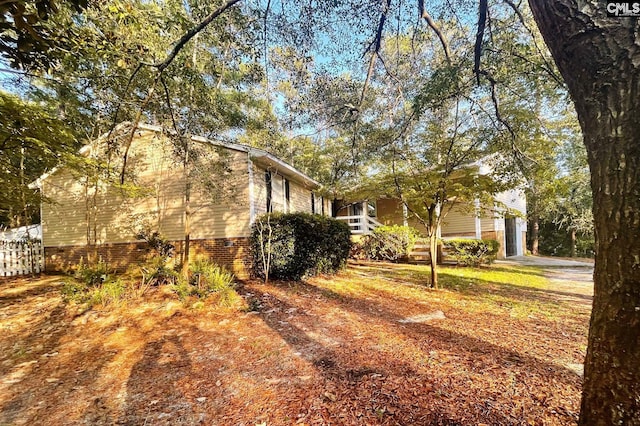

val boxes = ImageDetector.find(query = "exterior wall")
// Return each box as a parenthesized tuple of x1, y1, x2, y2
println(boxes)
(377, 198, 405, 226)
(188, 238, 251, 279)
(44, 237, 251, 278)
(441, 205, 477, 237)
(251, 165, 314, 216)
(252, 163, 268, 217)
(41, 168, 94, 247)
(44, 242, 149, 273)
(323, 197, 332, 216)
(40, 129, 321, 277)
(496, 188, 527, 216)
(480, 207, 497, 231)
(371, 194, 526, 258)
(42, 131, 252, 251)
(376, 198, 479, 238)
(482, 230, 506, 259)
(289, 179, 313, 213)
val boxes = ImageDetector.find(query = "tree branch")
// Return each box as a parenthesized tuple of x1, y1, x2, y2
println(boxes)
(113, 0, 242, 184)
(359, 0, 392, 108)
(474, 0, 488, 84)
(501, 0, 564, 86)
(417, 0, 451, 63)
(154, 0, 242, 72)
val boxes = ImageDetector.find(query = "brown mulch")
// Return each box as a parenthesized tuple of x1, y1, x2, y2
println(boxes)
(0, 264, 589, 425)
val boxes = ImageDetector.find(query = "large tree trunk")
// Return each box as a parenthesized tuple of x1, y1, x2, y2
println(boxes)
(530, 213, 539, 255)
(570, 228, 577, 258)
(529, 2, 640, 424)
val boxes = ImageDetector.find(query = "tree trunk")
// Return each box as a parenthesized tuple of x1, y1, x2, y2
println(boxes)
(529, 2, 640, 423)
(429, 228, 438, 289)
(531, 214, 539, 255)
(570, 228, 576, 258)
(182, 146, 191, 277)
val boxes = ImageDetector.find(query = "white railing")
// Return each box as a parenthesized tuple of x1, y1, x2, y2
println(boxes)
(335, 215, 383, 235)
(0, 240, 44, 277)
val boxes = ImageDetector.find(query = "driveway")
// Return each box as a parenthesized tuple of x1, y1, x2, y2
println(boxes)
(497, 255, 594, 298)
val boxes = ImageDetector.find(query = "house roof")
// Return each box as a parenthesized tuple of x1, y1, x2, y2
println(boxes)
(32, 122, 321, 190)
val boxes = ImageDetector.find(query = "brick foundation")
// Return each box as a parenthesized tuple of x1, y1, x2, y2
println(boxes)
(481, 230, 505, 259)
(44, 237, 252, 279)
(183, 238, 251, 279)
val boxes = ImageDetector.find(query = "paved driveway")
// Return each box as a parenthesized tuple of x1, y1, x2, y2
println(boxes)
(497, 255, 594, 296)
(497, 255, 593, 268)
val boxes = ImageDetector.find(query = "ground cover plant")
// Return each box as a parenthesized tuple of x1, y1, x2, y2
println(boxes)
(0, 260, 591, 425)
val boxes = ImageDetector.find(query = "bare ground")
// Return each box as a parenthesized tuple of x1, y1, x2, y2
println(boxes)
(0, 261, 591, 425)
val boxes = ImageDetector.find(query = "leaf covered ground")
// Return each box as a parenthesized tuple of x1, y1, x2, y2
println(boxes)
(0, 261, 592, 425)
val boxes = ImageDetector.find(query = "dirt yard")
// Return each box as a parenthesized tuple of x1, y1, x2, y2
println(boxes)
(0, 261, 592, 425)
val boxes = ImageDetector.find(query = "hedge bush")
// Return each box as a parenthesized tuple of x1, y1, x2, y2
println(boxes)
(353, 225, 420, 261)
(443, 238, 500, 266)
(250, 212, 352, 280)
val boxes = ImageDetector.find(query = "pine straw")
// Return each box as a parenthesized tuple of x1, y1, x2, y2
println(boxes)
(0, 261, 591, 425)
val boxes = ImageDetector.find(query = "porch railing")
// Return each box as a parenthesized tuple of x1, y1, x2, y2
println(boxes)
(335, 215, 383, 235)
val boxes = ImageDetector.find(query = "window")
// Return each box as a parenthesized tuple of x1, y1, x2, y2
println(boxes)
(265, 171, 272, 212)
(284, 179, 290, 212)
(311, 193, 316, 214)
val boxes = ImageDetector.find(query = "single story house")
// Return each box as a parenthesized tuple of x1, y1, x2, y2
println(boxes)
(35, 123, 330, 277)
(336, 192, 527, 259)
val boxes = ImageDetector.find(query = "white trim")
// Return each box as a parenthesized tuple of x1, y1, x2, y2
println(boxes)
(248, 155, 255, 225)
(402, 203, 408, 227)
(250, 153, 319, 189)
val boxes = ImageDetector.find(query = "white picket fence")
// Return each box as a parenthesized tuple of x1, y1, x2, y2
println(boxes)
(0, 240, 44, 277)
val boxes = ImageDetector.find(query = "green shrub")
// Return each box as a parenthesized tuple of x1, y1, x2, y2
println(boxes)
(140, 255, 179, 286)
(171, 259, 238, 306)
(75, 258, 111, 287)
(443, 239, 500, 266)
(61, 279, 90, 303)
(86, 279, 127, 307)
(190, 258, 235, 295)
(136, 230, 175, 259)
(250, 212, 352, 281)
(64, 259, 133, 308)
(354, 225, 420, 261)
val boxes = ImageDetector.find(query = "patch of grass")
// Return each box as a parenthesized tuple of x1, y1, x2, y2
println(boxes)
(439, 265, 548, 289)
